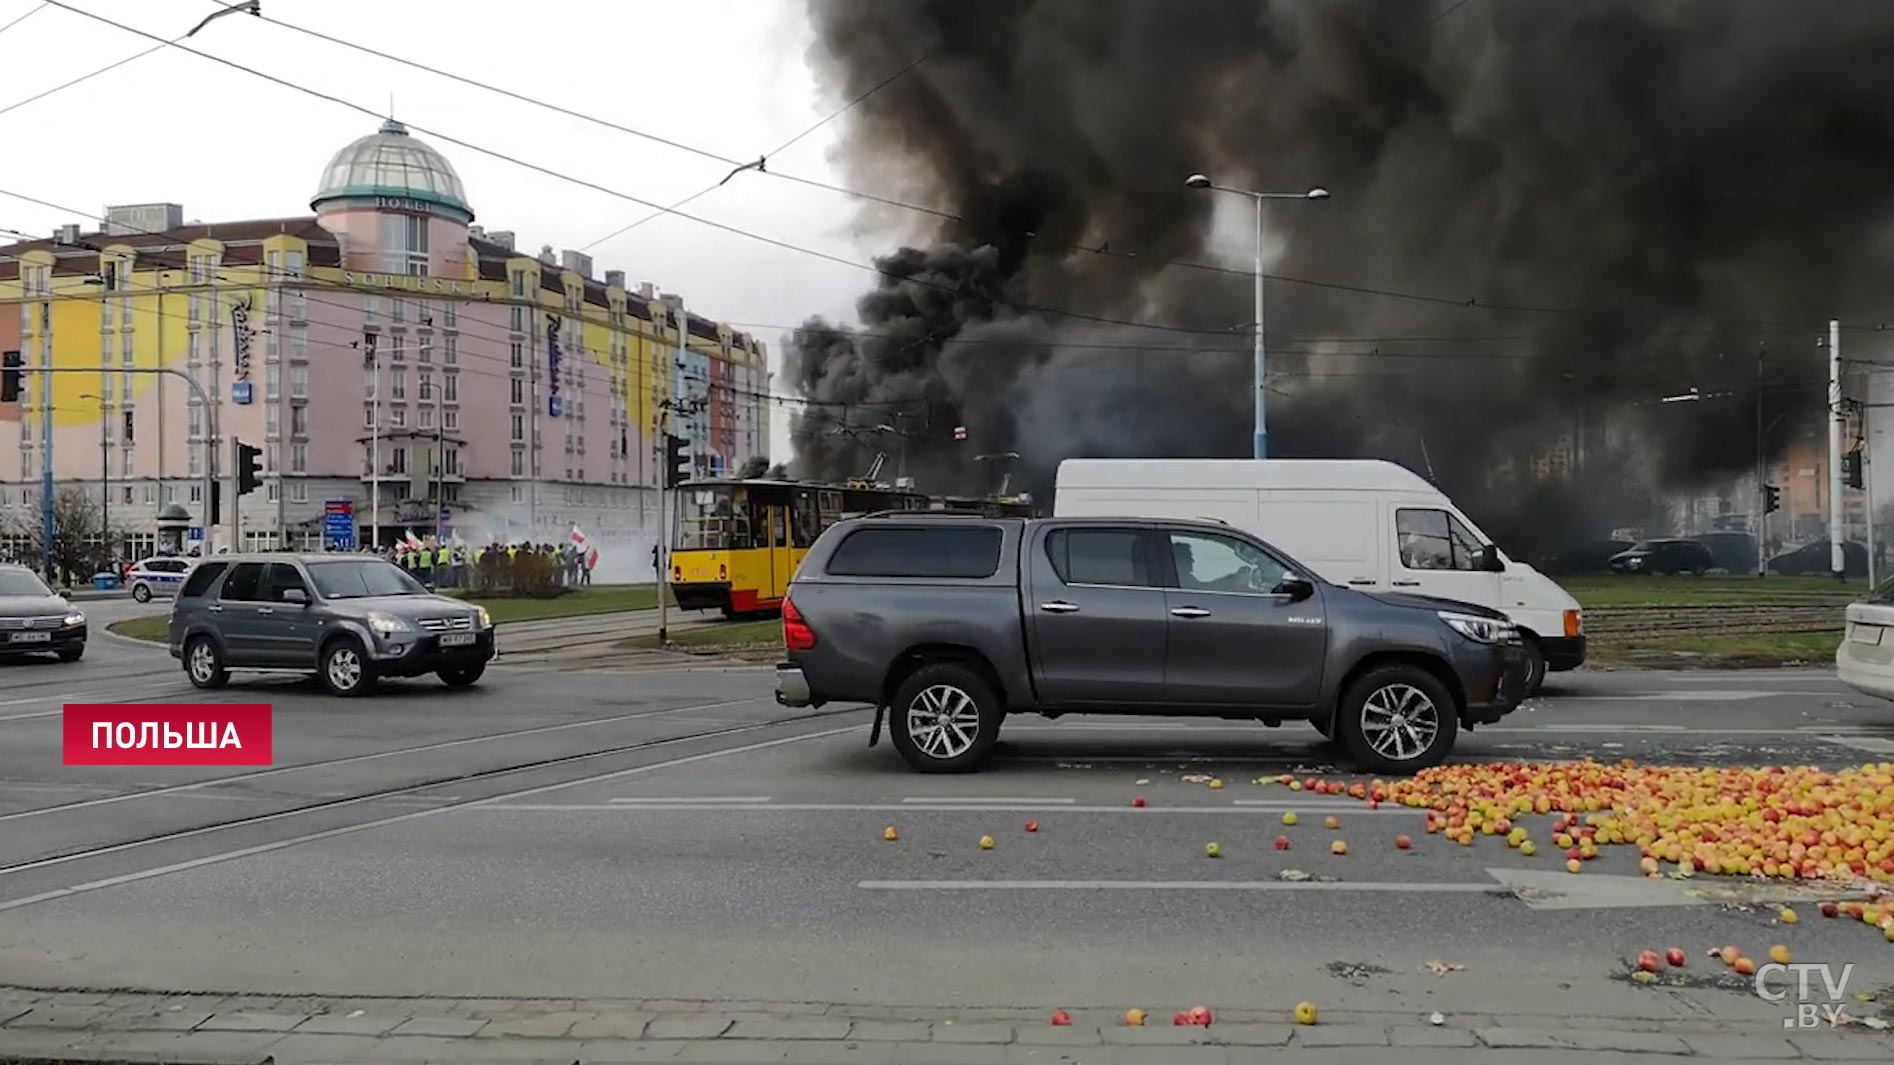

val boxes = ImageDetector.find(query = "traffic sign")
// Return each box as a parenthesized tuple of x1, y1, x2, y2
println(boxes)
(187, 526, 203, 541)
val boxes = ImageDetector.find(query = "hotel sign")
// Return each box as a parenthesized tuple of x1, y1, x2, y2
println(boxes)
(342, 271, 476, 296)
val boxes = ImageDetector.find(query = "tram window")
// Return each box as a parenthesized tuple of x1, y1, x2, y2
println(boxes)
(675, 490, 754, 550)
(792, 492, 820, 547)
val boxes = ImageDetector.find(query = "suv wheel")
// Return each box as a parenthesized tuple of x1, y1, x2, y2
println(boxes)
(889, 662, 1002, 773)
(132, 583, 151, 603)
(1336, 665, 1457, 774)
(438, 663, 485, 688)
(185, 636, 229, 689)
(320, 637, 376, 697)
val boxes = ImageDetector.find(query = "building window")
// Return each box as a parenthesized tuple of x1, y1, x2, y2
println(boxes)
(442, 301, 457, 328)
(289, 480, 307, 502)
(289, 326, 307, 359)
(266, 480, 279, 503)
(510, 450, 525, 477)
(444, 448, 459, 475)
(391, 369, 406, 400)
(391, 405, 407, 428)
(188, 406, 202, 436)
(420, 404, 434, 429)
(363, 403, 375, 429)
(386, 215, 428, 276)
(390, 447, 408, 474)
(266, 365, 280, 400)
(443, 409, 458, 431)
(189, 482, 202, 503)
(388, 333, 405, 361)
(291, 406, 307, 436)
(511, 414, 524, 442)
(418, 337, 432, 363)
(189, 448, 202, 477)
(266, 405, 280, 435)
(267, 443, 279, 472)
(510, 378, 524, 405)
(365, 295, 380, 323)
(419, 370, 433, 401)
(187, 331, 203, 365)
(443, 370, 458, 402)
(143, 483, 156, 505)
(120, 449, 133, 478)
(392, 297, 407, 324)
(290, 364, 308, 398)
(444, 334, 458, 364)
(510, 306, 527, 333)
(291, 443, 307, 472)
(510, 341, 523, 369)
(509, 271, 527, 299)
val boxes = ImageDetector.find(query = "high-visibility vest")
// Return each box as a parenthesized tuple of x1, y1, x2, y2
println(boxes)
(436, 546, 450, 565)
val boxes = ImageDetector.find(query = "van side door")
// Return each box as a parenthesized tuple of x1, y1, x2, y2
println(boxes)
(1159, 529, 1327, 707)
(1388, 504, 1502, 606)
(1023, 524, 1170, 706)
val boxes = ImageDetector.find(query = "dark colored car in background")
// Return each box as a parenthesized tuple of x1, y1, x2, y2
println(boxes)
(1690, 531, 1757, 574)
(1769, 540, 1870, 578)
(1544, 539, 1633, 575)
(169, 554, 495, 696)
(0, 563, 86, 662)
(1608, 539, 1715, 575)
(776, 515, 1529, 775)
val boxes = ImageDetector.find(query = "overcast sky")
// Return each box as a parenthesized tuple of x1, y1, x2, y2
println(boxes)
(0, 0, 891, 460)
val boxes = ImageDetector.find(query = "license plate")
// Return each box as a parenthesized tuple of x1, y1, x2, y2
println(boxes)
(6, 631, 51, 644)
(439, 632, 476, 647)
(1851, 624, 1883, 646)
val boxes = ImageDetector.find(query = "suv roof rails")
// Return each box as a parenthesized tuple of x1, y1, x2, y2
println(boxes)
(1198, 516, 1230, 525)
(858, 509, 1014, 519)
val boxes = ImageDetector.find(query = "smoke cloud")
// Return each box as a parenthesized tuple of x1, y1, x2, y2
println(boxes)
(786, 0, 1894, 554)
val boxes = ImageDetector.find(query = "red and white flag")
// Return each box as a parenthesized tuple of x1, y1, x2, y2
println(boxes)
(952, 425, 968, 440)
(570, 525, 600, 568)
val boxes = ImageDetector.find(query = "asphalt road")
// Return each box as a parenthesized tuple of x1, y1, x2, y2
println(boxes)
(2, 629, 1892, 1031)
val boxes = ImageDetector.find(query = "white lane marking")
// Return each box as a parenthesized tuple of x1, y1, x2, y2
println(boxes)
(0, 688, 177, 721)
(1574, 692, 1813, 702)
(857, 880, 1499, 893)
(0, 696, 772, 824)
(479, 801, 1414, 815)
(1816, 735, 1894, 754)
(0, 724, 861, 911)
(901, 796, 1076, 804)
(609, 796, 773, 804)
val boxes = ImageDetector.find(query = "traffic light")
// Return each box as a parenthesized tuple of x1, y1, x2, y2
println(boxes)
(1764, 484, 1781, 514)
(209, 482, 222, 526)
(0, 351, 20, 403)
(236, 441, 263, 496)
(1843, 450, 1864, 490)
(663, 434, 691, 488)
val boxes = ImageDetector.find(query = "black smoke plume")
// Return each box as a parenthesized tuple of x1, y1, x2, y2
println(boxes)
(785, 0, 1894, 557)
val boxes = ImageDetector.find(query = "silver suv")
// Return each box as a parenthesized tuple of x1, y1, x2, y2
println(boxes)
(168, 554, 495, 696)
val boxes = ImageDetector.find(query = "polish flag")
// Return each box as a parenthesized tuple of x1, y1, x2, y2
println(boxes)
(570, 525, 600, 569)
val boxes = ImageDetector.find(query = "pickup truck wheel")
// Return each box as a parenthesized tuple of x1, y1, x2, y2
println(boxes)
(1336, 665, 1457, 774)
(889, 663, 1001, 773)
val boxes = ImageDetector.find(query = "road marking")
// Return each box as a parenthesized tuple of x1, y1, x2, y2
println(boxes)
(1575, 692, 1813, 703)
(0, 724, 860, 912)
(0, 688, 179, 720)
(610, 796, 773, 804)
(0, 696, 773, 824)
(480, 801, 1414, 815)
(902, 796, 1076, 804)
(1489, 868, 1844, 910)
(857, 879, 1500, 893)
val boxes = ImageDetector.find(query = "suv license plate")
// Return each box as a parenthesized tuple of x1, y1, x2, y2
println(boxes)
(6, 631, 51, 644)
(439, 632, 476, 647)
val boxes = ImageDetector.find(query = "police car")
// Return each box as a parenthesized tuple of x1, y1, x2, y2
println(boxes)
(127, 556, 191, 602)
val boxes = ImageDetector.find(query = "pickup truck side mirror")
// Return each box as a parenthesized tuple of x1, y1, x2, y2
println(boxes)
(281, 587, 309, 605)
(1479, 544, 1505, 573)
(1274, 575, 1316, 602)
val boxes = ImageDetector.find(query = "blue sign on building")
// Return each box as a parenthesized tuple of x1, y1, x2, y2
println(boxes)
(323, 500, 356, 551)
(231, 381, 252, 405)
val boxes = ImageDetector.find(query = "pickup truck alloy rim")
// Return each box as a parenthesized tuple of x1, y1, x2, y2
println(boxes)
(328, 646, 363, 690)
(188, 642, 216, 681)
(1361, 683, 1438, 762)
(907, 684, 980, 759)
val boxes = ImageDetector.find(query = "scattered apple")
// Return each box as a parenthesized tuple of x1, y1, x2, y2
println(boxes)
(1666, 948, 1686, 968)
(1188, 1006, 1213, 1027)
(1131, 797, 1146, 808)
(1024, 820, 1038, 833)
(1275, 836, 1291, 851)
(1566, 858, 1582, 873)
(1778, 907, 1798, 925)
(1768, 944, 1791, 965)
(979, 835, 995, 850)
(1209, 778, 1224, 790)
(1324, 816, 1341, 830)
(1282, 812, 1299, 826)
(1050, 1010, 1072, 1026)
(1294, 1001, 1318, 1025)
(1721, 946, 1743, 966)
(1520, 840, 1538, 857)
(1636, 950, 1661, 973)
(883, 826, 899, 842)
(1205, 842, 1222, 859)
(1733, 956, 1757, 976)
(1289, 781, 1303, 791)
(1395, 835, 1413, 850)
(1820, 901, 1840, 919)
(1123, 1009, 1146, 1027)
(1172, 1011, 1191, 1026)
(1331, 839, 1349, 855)
(1639, 857, 1659, 877)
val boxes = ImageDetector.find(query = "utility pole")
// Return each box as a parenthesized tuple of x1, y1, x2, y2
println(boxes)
(1829, 319, 1845, 582)
(230, 435, 243, 550)
(656, 402, 669, 647)
(96, 392, 109, 564)
(37, 304, 53, 583)
(1866, 404, 1877, 588)
(1756, 345, 1766, 578)
(368, 331, 380, 552)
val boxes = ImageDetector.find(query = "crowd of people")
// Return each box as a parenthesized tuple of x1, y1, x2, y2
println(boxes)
(351, 535, 595, 594)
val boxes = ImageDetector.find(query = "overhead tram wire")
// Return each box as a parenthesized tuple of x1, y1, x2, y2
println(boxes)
(0, 2, 47, 39)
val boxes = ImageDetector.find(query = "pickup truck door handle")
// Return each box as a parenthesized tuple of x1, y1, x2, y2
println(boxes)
(1391, 580, 1422, 587)
(1170, 606, 1212, 618)
(256, 606, 274, 615)
(1348, 579, 1377, 586)
(1038, 601, 1080, 614)
(206, 605, 223, 613)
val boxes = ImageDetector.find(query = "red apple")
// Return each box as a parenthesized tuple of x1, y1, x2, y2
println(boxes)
(1820, 901, 1841, 919)
(1665, 948, 1686, 968)
(1188, 1006, 1213, 1027)
(1050, 1010, 1072, 1026)
(1395, 835, 1413, 850)
(1173, 1011, 1191, 1026)
(1024, 820, 1039, 833)
(1131, 797, 1146, 808)
(1274, 836, 1291, 850)
(1636, 951, 1661, 974)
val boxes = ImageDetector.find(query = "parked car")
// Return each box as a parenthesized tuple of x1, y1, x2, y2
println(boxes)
(1838, 579, 1894, 700)
(127, 556, 192, 603)
(1608, 539, 1714, 575)
(0, 563, 86, 662)
(775, 515, 1530, 775)
(1769, 540, 1869, 577)
(1550, 539, 1634, 575)
(168, 554, 494, 696)
(1690, 531, 1757, 574)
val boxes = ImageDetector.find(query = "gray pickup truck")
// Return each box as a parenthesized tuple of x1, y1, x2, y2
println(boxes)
(776, 514, 1528, 774)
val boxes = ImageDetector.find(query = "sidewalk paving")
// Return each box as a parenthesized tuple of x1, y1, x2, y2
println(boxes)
(1, 987, 1891, 1064)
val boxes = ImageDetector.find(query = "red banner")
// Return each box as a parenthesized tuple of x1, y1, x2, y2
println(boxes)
(62, 704, 273, 766)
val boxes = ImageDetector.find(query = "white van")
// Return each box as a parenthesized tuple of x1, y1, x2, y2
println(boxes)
(1054, 458, 1583, 692)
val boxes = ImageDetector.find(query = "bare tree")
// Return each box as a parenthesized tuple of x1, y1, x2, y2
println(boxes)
(0, 488, 121, 586)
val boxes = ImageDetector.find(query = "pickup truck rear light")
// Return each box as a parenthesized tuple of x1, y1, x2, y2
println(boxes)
(782, 596, 817, 651)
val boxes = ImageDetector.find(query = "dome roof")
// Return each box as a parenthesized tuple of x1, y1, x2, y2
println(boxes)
(311, 118, 472, 221)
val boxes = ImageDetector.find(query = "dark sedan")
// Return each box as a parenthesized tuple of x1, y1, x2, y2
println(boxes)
(1769, 540, 1869, 577)
(1608, 539, 1714, 575)
(0, 564, 87, 662)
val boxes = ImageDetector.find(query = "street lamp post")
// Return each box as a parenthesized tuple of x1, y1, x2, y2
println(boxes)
(1184, 174, 1329, 459)
(79, 391, 109, 568)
